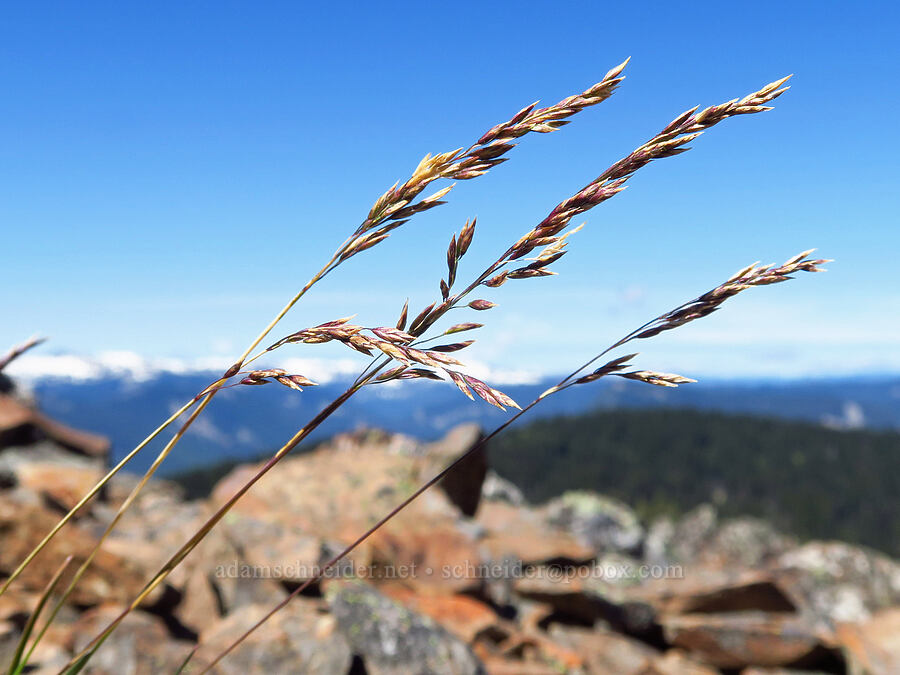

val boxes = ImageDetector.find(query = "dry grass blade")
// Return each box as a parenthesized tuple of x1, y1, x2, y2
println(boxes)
(630, 251, 829, 340)
(64, 70, 811, 673)
(0, 335, 46, 373)
(501, 77, 791, 264)
(618, 370, 696, 387)
(0, 398, 195, 598)
(20, 395, 216, 664)
(359, 59, 629, 234)
(61, 65, 636, 660)
(7, 65, 619, 614)
(190, 79, 811, 669)
(195, 239, 825, 672)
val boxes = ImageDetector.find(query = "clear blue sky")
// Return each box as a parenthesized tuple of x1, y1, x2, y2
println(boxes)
(2, 2, 898, 381)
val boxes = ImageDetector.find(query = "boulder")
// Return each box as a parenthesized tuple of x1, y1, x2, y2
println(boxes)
(514, 572, 658, 634)
(739, 668, 832, 675)
(6, 461, 103, 514)
(646, 508, 794, 569)
(647, 649, 720, 674)
(480, 470, 526, 507)
(0, 620, 20, 672)
(660, 612, 829, 670)
(421, 423, 488, 517)
(67, 604, 194, 674)
(380, 585, 502, 643)
(195, 598, 352, 675)
(0, 494, 147, 607)
(773, 541, 900, 628)
(327, 580, 485, 674)
(632, 568, 797, 616)
(476, 501, 594, 566)
(835, 607, 900, 674)
(543, 491, 644, 556)
(493, 629, 584, 672)
(546, 624, 660, 673)
(648, 504, 718, 564)
(210, 433, 483, 594)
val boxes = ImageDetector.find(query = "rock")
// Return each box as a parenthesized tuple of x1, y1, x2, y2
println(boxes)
(477, 501, 594, 566)
(660, 612, 829, 669)
(645, 517, 676, 567)
(703, 518, 796, 567)
(659, 504, 718, 564)
(217, 510, 322, 584)
(14, 462, 104, 513)
(739, 668, 832, 675)
(210, 434, 483, 594)
(327, 580, 485, 674)
(381, 585, 501, 643)
(369, 511, 484, 594)
(97, 479, 201, 547)
(0, 620, 21, 672)
(0, 589, 38, 623)
(647, 649, 720, 674)
(95, 482, 207, 601)
(543, 491, 644, 556)
(633, 568, 797, 616)
(835, 607, 900, 674)
(174, 560, 222, 632)
(22, 640, 70, 675)
(104, 471, 186, 505)
(546, 624, 660, 673)
(494, 629, 584, 672)
(6, 420, 900, 675)
(422, 423, 488, 517)
(773, 541, 900, 628)
(514, 572, 658, 634)
(478, 658, 562, 675)
(195, 599, 352, 675)
(67, 604, 194, 674)
(189, 518, 288, 619)
(480, 470, 526, 507)
(0, 394, 109, 460)
(0, 441, 104, 507)
(646, 508, 794, 569)
(0, 494, 147, 607)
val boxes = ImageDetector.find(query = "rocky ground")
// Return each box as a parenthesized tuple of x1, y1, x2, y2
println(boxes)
(2, 424, 900, 674)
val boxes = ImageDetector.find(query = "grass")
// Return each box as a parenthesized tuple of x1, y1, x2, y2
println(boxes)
(0, 60, 829, 673)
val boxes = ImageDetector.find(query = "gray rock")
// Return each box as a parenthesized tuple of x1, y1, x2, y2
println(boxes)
(196, 599, 353, 675)
(0, 621, 21, 672)
(643, 516, 675, 567)
(480, 470, 525, 507)
(645, 507, 794, 568)
(708, 517, 796, 567)
(68, 606, 195, 674)
(544, 491, 644, 556)
(646, 503, 717, 564)
(671, 503, 717, 562)
(774, 541, 900, 627)
(327, 580, 485, 675)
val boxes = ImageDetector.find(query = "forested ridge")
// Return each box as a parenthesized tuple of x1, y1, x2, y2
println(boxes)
(489, 408, 900, 556)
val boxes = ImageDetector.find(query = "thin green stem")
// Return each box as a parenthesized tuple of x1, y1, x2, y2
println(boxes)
(62, 376, 370, 669)
(194, 302, 693, 670)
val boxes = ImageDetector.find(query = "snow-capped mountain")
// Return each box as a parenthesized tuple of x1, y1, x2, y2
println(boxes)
(8, 352, 900, 476)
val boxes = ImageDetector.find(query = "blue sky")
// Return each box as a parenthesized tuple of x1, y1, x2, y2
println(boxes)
(2, 2, 898, 381)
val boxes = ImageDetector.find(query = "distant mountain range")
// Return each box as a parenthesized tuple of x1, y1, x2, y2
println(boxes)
(22, 362, 900, 476)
